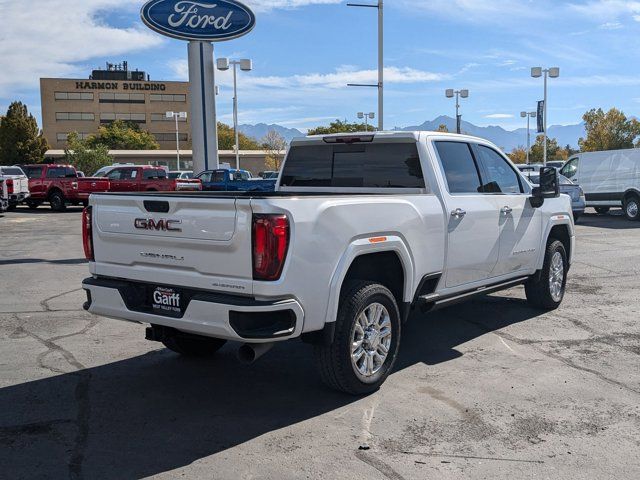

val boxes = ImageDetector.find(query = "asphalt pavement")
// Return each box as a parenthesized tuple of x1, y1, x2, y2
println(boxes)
(1, 206, 639, 480)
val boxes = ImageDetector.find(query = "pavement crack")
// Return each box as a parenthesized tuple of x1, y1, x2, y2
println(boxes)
(18, 325, 93, 480)
(40, 288, 83, 312)
(400, 450, 545, 464)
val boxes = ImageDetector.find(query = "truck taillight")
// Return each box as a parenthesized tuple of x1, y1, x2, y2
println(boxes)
(252, 214, 289, 281)
(6, 179, 13, 194)
(82, 207, 94, 261)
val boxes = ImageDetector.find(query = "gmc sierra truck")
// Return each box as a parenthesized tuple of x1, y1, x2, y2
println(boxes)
(82, 132, 575, 394)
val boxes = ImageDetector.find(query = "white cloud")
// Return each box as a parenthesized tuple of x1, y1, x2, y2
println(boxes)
(0, 0, 162, 97)
(485, 113, 514, 119)
(244, 0, 342, 12)
(169, 61, 448, 88)
(599, 21, 624, 29)
(569, 0, 640, 21)
(395, 0, 547, 23)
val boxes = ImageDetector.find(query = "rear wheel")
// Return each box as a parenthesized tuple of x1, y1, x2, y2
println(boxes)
(525, 240, 568, 310)
(594, 207, 610, 215)
(162, 333, 226, 357)
(623, 195, 640, 221)
(49, 191, 66, 212)
(314, 281, 401, 395)
(7, 204, 16, 211)
(26, 200, 41, 210)
(573, 212, 580, 223)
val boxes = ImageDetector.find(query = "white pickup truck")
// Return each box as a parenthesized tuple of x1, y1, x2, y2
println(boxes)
(0, 166, 30, 210)
(82, 132, 575, 394)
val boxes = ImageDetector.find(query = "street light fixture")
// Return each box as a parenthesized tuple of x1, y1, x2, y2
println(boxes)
(347, 1, 384, 131)
(445, 89, 469, 134)
(357, 112, 375, 131)
(165, 111, 187, 170)
(520, 110, 537, 165)
(217, 57, 253, 170)
(531, 66, 560, 165)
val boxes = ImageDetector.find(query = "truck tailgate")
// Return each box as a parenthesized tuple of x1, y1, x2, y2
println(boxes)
(91, 194, 254, 295)
(78, 177, 110, 194)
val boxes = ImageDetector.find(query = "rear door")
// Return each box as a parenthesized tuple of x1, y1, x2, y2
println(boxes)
(107, 168, 136, 192)
(472, 144, 542, 276)
(433, 141, 502, 288)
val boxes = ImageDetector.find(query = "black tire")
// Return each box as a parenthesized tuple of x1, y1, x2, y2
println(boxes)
(623, 194, 640, 221)
(26, 200, 41, 210)
(525, 240, 568, 310)
(49, 191, 66, 212)
(314, 281, 401, 395)
(594, 207, 610, 215)
(162, 333, 226, 357)
(573, 212, 580, 223)
(7, 204, 16, 211)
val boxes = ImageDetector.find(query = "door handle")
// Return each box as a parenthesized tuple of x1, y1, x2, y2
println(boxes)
(451, 208, 467, 219)
(501, 206, 513, 215)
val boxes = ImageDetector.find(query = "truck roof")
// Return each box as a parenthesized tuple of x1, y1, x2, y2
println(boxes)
(294, 131, 493, 145)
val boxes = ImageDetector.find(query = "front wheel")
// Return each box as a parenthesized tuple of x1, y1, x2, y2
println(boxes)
(594, 207, 610, 215)
(49, 191, 66, 212)
(623, 195, 640, 221)
(525, 240, 568, 310)
(314, 281, 401, 395)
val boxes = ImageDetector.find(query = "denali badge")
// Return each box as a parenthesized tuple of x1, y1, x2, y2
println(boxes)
(134, 218, 182, 232)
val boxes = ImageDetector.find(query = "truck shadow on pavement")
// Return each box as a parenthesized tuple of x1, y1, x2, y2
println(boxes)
(0, 294, 543, 479)
(578, 211, 639, 230)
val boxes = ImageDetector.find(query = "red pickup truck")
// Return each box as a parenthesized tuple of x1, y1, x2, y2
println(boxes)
(21, 164, 110, 212)
(104, 166, 201, 192)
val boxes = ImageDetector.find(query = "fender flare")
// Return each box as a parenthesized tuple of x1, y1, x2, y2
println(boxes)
(536, 214, 574, 270)
(323, 235, 415, 325)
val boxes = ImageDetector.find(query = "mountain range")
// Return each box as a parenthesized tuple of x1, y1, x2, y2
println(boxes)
(238, 116, 586, 151)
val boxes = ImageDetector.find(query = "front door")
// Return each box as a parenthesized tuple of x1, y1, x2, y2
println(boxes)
(433, 141, 502, 288)
(472, 144, 542, 276)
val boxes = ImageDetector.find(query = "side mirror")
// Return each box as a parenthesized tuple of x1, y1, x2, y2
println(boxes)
(530, 166, 560, 208)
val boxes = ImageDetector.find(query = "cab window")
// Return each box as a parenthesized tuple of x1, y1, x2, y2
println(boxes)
(213, 171, 226, 183)
(474, 145, 523, 194)
(106, 169, 125, 180)
(434, 141, 482, 194)
(46, 167, 67, 178)
(561, 158, 578, 179)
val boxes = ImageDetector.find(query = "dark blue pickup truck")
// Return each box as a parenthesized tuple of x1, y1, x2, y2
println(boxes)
(196, 169, 276, 192)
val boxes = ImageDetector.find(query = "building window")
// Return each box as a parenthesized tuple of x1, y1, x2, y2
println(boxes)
(151, 113, 187, 122)
(153, 133, 188, 142)
(100, 113, 146, 124)
(149, 94, 187, 102)
(57, 132, 91, 141)
(56, 112, 95, 121)
(99, 93, 145, 104)
(55, 92, 94, 101)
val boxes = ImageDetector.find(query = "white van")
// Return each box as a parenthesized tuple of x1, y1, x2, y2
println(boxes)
(560, 148, 640, 220)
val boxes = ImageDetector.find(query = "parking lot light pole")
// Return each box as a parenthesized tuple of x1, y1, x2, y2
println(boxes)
(520, 111, 537, 165)
(531, 66, 559, 165)
(217, 58, 253, 170)
(358, 112, 376, 131)
(445, 89, 469, 134)
(347, 1, 383, 131)
(165, 111, 187, 170)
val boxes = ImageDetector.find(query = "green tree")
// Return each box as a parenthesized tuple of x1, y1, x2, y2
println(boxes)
(86, 120, 159, 150)
(64, 132, 112, 175)
(530, 135, 562, 163)
(217, 122, 260, 150)
(508, 146, 527, 164)
(261, 130, 287, 171)
(307, 119, 372, 135)
(578, 108, 640, 152)
(0, 101, 48, 165)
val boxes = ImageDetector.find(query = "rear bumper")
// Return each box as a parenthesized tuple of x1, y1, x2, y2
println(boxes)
(9, 192, 30, 203)
(82, 277, 304, 343)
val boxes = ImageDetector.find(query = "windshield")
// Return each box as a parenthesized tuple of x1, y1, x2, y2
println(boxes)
(168, 172, 180, 179)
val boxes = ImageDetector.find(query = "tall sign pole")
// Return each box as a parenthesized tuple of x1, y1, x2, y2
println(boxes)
(141, 0, 256, 175)
(188, 41, 218, 174)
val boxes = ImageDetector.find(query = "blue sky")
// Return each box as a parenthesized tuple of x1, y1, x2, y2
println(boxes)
(3, 0, 640, 132)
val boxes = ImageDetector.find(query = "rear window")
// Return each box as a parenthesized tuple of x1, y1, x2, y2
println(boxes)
(280, 142, 425, 189)
(143, 169, 167, 179)
(1, 167, 24, 176)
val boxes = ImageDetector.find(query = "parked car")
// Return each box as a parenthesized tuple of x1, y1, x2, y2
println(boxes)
(525, 172, 585, 221)
(21, 164, 110, 211)
(196, 168, 276, 192)
(560, 148, 640, 220)
(82, 131, 574, 394)
(0, 166, 30, 210)
(105, 166, 201, 192)
(93, 163, 136, 177)
(168, 171, 194, 180)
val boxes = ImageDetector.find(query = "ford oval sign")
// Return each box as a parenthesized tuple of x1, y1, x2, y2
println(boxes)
(141, 0, 256, 42)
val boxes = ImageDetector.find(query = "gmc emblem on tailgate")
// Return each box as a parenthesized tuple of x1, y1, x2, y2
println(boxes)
(134, 218, 182, 232)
